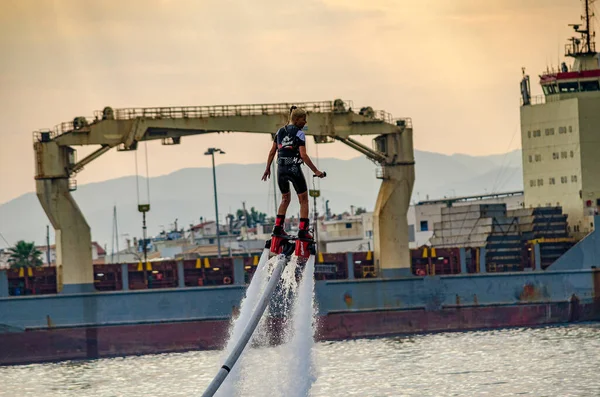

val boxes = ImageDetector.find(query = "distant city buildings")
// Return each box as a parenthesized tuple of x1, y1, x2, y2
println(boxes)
(0, 241, 106, 269)
(0, 191, 526, 269)
(102, 192, 525, 263)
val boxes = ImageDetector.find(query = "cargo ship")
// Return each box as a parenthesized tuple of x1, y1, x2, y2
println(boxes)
(1, 0, 600, 366)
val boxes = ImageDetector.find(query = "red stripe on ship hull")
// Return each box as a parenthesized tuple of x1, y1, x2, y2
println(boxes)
(1, 301, 598, 366)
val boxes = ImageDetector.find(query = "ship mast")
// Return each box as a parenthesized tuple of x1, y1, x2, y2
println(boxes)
(567, 0, 597, 56)
(583, 0, 595, 53)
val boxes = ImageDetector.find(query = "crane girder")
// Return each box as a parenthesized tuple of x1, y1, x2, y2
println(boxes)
(52, 111, 406, 149)
(32, 100, 416, 292)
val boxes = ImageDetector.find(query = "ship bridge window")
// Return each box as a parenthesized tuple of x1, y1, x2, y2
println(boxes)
(558, 82, 579, 92)
(543, 84, 558, 95)
(580, 80, 600, 92)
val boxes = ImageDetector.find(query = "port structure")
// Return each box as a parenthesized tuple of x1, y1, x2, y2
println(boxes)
(33, 100, 414, 292)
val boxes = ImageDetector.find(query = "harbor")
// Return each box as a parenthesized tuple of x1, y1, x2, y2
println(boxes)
(1, 0, 600, 395)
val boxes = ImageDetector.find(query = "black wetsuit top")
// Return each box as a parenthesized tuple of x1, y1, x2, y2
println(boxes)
(274, 125, 307, 194)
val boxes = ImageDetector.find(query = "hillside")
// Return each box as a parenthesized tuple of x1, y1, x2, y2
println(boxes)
(0, 149, 523, 248)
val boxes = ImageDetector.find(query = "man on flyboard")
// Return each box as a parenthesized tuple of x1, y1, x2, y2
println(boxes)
(262, 106, 326, 253)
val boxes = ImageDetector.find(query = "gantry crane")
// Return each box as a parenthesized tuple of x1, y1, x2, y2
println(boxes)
(33, 99, 415, 292)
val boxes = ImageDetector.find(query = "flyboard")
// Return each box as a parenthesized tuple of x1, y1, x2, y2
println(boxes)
(201, 218, 317, 397)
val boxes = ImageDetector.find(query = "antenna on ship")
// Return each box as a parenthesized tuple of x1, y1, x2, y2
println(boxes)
(566, 0, 597, 56)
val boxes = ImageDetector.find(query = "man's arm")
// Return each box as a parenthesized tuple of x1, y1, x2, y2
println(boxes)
(266, 140, 277, 169)
(262, 141, 278, 181)
(299, 146, 324, 177)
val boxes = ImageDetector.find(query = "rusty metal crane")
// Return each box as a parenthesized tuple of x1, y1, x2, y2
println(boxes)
(33, 100, 415, 292)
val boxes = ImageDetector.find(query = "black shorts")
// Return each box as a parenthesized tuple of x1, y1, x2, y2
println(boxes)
(277, 164, 307, 195)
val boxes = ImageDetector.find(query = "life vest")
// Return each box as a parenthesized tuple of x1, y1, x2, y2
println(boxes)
(276, 125, 305, 163)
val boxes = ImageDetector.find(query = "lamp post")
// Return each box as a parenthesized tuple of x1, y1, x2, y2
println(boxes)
(205, 148, 225, 258)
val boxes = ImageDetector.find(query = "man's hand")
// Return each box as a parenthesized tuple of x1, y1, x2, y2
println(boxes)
(314, 170, 325, 178)
(261, 168, 271, 181)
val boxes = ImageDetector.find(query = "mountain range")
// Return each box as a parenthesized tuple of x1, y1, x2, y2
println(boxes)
(0, 149, 523, 249)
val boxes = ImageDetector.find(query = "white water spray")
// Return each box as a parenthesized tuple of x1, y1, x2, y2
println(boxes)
(215, 250, 273, 397)
(277, 257, 301, 341)
(205, 253, 318, 397)
(204, 254, 287, 397)
(282, 255, 317, 396)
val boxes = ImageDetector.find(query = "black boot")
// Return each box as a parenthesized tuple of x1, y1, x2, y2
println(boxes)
(272, 215, 287, 237)
(297, 218, 313, 240)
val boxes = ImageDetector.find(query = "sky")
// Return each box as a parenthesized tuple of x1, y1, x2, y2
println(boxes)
(0, 0, 590, 205)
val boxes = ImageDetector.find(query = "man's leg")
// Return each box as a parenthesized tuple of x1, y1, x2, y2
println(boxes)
(278, 193, 291, 216)
(298, 191, 309, 219)
(297, 191, 312, 239)
(273, 192, 291, 236)
(273, 168, 292, 236)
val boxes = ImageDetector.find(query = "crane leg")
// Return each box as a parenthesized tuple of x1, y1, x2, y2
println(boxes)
(373, 130, 415, 277)
(36, 178, 94, 293)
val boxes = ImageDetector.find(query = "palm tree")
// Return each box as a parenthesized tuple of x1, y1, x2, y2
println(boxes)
(7, 240, 43, 269)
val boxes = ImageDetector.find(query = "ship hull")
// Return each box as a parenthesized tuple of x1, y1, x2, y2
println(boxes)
(1, 269, 599, 366)
(0, 300, 598, 366)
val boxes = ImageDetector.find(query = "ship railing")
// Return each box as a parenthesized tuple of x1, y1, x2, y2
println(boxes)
(38, 100, 409, 141)
(565, 42, 596, 57)
(362, 109, 395, 124)
(521, 95, 546, 106)
(98, 102, 401, 125)
(101, 101, 340, 121)
(3, 245, 558, 297)
(32, 129, 59, 143)
(53, 117, 97, 135)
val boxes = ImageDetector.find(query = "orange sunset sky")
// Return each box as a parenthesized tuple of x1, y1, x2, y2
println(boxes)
(0, 0, 592, 204)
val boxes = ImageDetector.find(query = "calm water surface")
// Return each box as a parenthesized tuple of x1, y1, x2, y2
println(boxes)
(1, 323, 599, 397)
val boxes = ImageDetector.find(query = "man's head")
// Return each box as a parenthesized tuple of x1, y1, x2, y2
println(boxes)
(290, 107, 307, 129)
